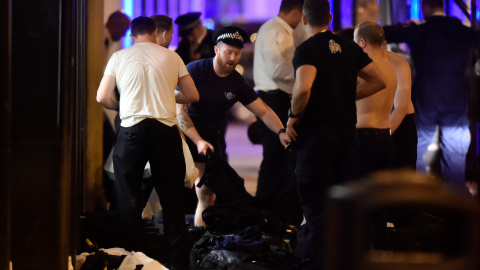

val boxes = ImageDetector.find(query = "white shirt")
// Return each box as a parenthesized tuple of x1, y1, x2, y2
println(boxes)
(104, 42, 189, 127)
(253, 16, 296, 94)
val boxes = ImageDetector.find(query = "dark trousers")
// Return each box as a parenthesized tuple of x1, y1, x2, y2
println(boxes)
(297, 162, 345, 270)
(392, 114, 418, 169)
(113, 119, 191, 269)
(351, 128, 394, 179)
(295, 124, 355, 269)
(256, 90, 302, 226)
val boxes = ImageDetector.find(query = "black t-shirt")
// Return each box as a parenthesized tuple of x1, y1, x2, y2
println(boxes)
(186, 58, 258, 132)
(293, 31, 372, 127)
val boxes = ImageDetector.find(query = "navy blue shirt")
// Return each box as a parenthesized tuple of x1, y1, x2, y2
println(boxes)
(384, 16, 479, 114)
(186, 58, 258, 131)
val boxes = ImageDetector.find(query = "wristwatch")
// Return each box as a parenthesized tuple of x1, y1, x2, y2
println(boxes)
(288, 108, 301, 118)
(277, 128, 286, 136)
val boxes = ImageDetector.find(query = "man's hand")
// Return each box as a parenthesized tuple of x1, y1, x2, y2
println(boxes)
(286, 117, 299, 141)
(279, 132, 290, 148)
(196, 140, 214, 156)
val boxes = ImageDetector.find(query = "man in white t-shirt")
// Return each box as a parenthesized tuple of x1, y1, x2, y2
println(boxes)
(97, 16, 198, 270)
(253, 0, 304, 226)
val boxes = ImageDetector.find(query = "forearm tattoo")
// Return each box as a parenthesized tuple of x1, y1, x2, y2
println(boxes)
(177, 105, 193, 132)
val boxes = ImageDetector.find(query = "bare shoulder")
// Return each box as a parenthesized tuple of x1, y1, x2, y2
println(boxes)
(385, 51, 408, 67)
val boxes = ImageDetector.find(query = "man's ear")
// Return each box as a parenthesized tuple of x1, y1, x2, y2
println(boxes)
(328, 14, 332, 24)
(359, 39, 367, 48)
(130, 33, 135, 43)
(302, 14, 307, 25)
(382, 40, 387, 49)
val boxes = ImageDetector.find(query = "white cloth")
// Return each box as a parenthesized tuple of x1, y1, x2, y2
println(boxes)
(76, 248, 169, 270)
(141, 137, 198, 219)
(104, 136, 198, 185)
(104, 42, 189, 127)
(253, 16, 296, 94)
(119, 251, 168, 270)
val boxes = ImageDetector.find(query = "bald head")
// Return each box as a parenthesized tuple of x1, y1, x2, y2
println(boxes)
(354, 21, 385, 48)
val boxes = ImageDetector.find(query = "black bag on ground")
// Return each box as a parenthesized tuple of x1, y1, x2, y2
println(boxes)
(202, 201, 268, 235)
(190, 227, 301, 270)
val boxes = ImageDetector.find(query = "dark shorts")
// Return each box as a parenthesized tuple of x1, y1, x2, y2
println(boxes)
(185, 127, 225, 163)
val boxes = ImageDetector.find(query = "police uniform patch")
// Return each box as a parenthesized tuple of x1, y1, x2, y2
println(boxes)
(224, 92, 236, 100)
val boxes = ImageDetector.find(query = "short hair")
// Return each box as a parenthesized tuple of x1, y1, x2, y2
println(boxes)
(354, 21, 385, 47)
(303, 0, 330, 27)
(279, 0, 305, 13)
(130, 16, 156, 37)
(422, 0, 443, 9)
(151, 15, 173, 34)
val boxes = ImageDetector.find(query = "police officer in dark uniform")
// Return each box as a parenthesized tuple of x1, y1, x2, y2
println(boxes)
(177, 26, 290, 227)
(175, 12, 216, 64)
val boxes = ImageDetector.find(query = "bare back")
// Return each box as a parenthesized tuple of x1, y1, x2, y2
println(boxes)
(356, 55, 397, 129)
(385, 51, 415, 115)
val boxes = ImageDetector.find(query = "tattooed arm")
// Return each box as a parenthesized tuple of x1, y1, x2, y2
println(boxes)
(176, 103, 214, 156)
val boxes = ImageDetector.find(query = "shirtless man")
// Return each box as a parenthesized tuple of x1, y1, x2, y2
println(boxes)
(352, 21, 398, 178)
(385, 48, 417, 169)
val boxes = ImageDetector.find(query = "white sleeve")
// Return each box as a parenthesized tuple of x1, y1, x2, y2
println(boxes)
(104, 52, 117, 78)
(175, 53, 189, 78)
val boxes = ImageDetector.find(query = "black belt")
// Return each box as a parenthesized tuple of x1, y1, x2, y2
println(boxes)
(356, 128, 391, 136)
(258, 89, 290, 98)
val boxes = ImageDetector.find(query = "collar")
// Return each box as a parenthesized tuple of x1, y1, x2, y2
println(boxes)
(274, 16, 294, 35)
(432, 11, 446, 17)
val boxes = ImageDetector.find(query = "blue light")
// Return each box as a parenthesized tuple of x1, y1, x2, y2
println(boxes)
(123, 0, 134, 48)
(204, 18, 215, 31)
(477, 10, 480, 21)
(410, 0, 421, 20)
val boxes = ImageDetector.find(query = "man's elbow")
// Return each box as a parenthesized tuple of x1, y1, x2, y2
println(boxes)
(96, 93, 106, 104)
(375, 80, 387, 93)
(190, 92, 200, 103)
(183, 92, 199, 104)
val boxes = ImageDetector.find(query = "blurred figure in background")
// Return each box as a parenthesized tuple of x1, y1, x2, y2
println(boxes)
(253, 0, 304, 227)
(175, 12, 215, 64)
(383, 0, 478, 190)
(103, 10, 131, 209)
(104, 10, 131, 67)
